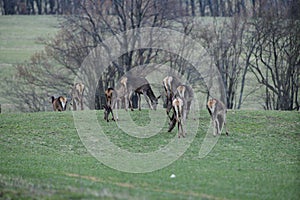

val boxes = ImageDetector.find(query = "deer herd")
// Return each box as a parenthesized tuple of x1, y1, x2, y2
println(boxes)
(51, 76, 228, 137)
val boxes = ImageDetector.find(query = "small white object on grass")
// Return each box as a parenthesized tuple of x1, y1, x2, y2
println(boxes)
(170, 174, 176, 178)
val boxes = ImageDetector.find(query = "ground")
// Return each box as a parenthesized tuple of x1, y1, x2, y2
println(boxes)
(0, 110, 299, 199)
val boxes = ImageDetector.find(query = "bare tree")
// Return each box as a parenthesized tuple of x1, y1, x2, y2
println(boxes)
(58, 0, 195, 109)
(1, 51, 74, 111)
(195, 16, 249, 109)
(248, 3, 300, 110)
(2, 0, 197, 111)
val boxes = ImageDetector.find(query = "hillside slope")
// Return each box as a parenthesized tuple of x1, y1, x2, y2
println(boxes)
(0, 110, 299, 199)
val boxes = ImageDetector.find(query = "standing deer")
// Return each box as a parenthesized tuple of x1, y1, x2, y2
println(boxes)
(167, 85, 194, 133)
(163, 75, 194, 133)
(51, 96, 67, 111)
(176, 84, 194, 121)
(104, 87, 120, 122)
(172, 96, 185, 138)
(70, 82, 85, 110)
(206, 98, 229, 136)
(163, 76, 181, 117)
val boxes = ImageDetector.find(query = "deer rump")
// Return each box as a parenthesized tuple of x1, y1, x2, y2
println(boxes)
(51, 96, 67, 111)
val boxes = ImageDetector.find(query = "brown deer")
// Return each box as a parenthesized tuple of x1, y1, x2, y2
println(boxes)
(125, 76, 161, 111)
(176, 84, 194, 120)
(51, 96, 67, 111)
(167, 84, 194, 133)
(70, 83, 85, 110)
(172, 96, 185, 138)
(104, 87, 118, 122)
(206, 98, 229, 136)
(163, 76, 181, 117)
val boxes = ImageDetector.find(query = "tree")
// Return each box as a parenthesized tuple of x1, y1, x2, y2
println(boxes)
(248, 3, 300, 110)
(3, 0, 197, 111)
(195, 16, 249, 109)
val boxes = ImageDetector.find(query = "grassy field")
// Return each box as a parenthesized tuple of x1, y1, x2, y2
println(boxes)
(0, 16, 59, 105)
(0, 15, 58, 64)
(0, 109, 299, 199)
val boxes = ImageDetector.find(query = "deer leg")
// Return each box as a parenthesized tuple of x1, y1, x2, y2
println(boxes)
(138, 93, 141, 111)
(183, 107, 187, 124)
(167, 112, 176, 132)
(186, 101, 192, 119)
(212, 117, 217, 136)
(114, 99, 119, 121)
(73, 99, 77, 111)
(110, 107, 115, 121)
(143, 92, 153, 110)
(103, 105, 109, 122)
(129, 91, 135, 111)
(166, 98, 173, 119)
(182, 119, 186, 138)
(223, 114, 229, 136)
(124, 94, 129, 111)
(182, 123, 185, 138)
(177, 121, 180, 138)
(80, 97, 83, 110)
(215, 118, 220, 135)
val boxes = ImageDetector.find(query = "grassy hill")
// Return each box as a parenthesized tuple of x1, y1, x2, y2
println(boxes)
(0, 16, 59, 106)
(0, 110, 299, 199)
(0, 15, 58, 64)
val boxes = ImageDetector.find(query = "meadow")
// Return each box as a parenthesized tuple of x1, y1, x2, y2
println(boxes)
(0, 109, 299, 199)
(0, 16, 59, 105)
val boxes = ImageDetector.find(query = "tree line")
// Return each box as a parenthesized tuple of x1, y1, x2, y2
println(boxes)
(2, 0, 300, 18)
(1, 0, 79, 15)
(1, 0, 299, 112)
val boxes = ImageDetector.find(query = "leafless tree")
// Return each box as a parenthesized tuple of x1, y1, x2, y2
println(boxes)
(2, 0, 197, 111)
(248, 6, 300, 110)
(195, 15, 249, 109)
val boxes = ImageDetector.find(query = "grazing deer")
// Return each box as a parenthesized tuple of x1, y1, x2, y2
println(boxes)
(163, 76, 181, 117)
(103, 75, 160, 121)
(104, 87, 118, 122)
(172, 97, 185, 138)
(70, 82, 85, 110)
(176, 85, 194, 120)
(51, 96, 67, 111)
(167, 85, 193, 133)
(207, 98, 229, 136)
(124, 76, 161, 111)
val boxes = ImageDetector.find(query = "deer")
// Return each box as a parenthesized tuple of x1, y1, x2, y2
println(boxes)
(206, 98, 229, 136)
(103, 75, 160, 122)
(70, 82, 85, 110)
(172, 96, 185, 138)
(167, 84, 194, 133)
(176, 84, 194, 121)
(104, 87, 120, 122)
(163, 76, 182, 118)
(125, 76, 161, 111)
(51, 96, 67, 111)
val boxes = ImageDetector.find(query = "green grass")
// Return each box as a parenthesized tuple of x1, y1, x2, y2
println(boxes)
(0, 15, 59, 64)
(0, 16, 59, 105)
(0, 110, 299, 199)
